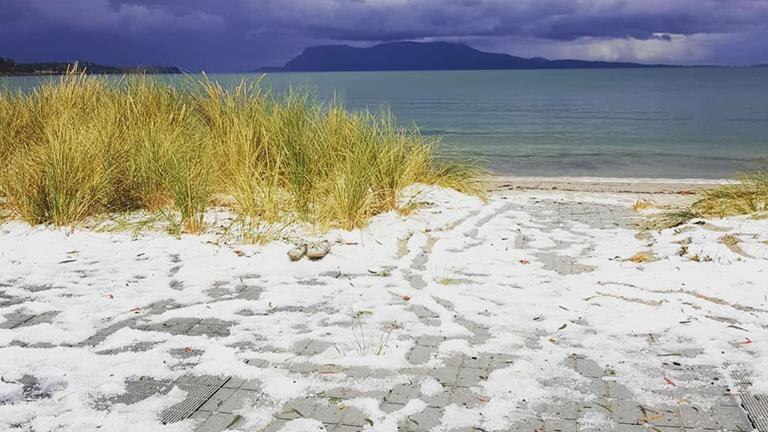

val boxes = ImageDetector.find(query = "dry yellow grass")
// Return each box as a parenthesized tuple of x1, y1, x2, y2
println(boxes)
(632, 199, 655, 212)
(627, 251, 654, 263)
(647, 170, 768, 230)
(0, 72, 482, 236)
(693, 172, 768, 217)
(719, 234, 741, 247)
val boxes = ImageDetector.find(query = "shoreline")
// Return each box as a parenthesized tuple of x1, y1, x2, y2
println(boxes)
(485, 175, 730, 194)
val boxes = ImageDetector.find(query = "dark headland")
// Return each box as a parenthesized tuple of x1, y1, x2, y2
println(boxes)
(262, 41, 680, 72)
(0, 58, 181, 76)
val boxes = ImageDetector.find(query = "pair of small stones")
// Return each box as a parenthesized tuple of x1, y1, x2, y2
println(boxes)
(288, 240, 331, 261)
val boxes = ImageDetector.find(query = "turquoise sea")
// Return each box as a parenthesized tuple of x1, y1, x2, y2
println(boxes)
(3, 68, 768, 179)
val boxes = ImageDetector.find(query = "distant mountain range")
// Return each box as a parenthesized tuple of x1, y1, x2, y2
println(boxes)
(0, 58, 181, 76)
(262, 41, 680, 72)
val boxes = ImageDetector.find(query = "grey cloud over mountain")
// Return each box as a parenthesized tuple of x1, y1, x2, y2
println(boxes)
(1, 0, 767, 70)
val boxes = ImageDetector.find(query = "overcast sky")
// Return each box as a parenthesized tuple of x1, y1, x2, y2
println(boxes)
(2, 0, 768, 71)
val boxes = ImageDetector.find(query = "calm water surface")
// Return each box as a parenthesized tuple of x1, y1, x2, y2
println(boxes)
(3, 68, 767, 178)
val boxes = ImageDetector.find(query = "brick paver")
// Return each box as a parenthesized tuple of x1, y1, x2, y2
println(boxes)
(1, 198, 762, 432)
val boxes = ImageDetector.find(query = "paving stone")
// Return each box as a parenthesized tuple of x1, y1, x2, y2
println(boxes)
(380, 402, 405, 414)
(544, 418, 577, 432)
(83, 318, 138, 346)
(259, 419, 288, 432)
(604, 381, 632, 400)
(714, 393, 743, 407)
(18, 311, 60, 327)
(285, 362, 321, 373)
(300, 339, 332, 356)
(218, 389, 260, 414)
(198, 387, 235, 412)
(333, 425, 363, 432)
(399, 405, 443, 431)
(710, 405, 752, 431)
(443, 354, 465, 368)
(634, 407, 680, 428)
(384, 383, 421, 404)
(310, 402, 347, 424)
(235, 286, 264, 300)
(611, 400, 645, 425)
(339, 406, 370, 427)
(414, 335, 444, 347)
(449, 387, 485, 408)
(343, 367, 389, 379)
(613, 425, 649, 432)
(420, 387, 451, 407)
(541, 401, 578, 420)
(147, 318, 200, 335)
(432, 367, 460, 387)
(407, 345, 434, 365)
(189, 410, 211, 421)
(507, 418, 545, 432)
(455, 367, 488, 387)
(240, 379, 265, 391)
(187, 324, 231, 337)
(276, 397, 318, 420)
(222, 377, 246, 389)
(3, 199, 760, 432)
(459, 355, 488, 370)
(320, 387, 360, 400)
(610, 401, 681, 428)
(487, 353, 517, 368)
(410, 305, 440, 319)
(194, 412, 245, 432)
(0, 315, 26, 329)
(575, 359, 604, 378)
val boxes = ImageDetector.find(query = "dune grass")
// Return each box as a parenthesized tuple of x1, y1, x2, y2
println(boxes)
(646, 170, 768, 230)
(691, 171, 768, 217)
(0, 72, 482, 236)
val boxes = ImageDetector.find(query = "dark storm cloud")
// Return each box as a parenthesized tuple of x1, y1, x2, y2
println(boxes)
(1, 0, 767, 70)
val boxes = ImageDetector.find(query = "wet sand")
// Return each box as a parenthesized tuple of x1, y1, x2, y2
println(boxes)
(486, 176, 728, 194)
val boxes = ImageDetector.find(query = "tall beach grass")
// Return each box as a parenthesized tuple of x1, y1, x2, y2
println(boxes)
(0, 72, 482, 235)
(646, 170, 768, 229)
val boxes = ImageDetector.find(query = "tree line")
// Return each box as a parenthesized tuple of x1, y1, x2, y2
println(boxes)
(0, 57, 180, 76)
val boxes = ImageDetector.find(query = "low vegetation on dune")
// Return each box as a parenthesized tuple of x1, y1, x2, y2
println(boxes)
(692, 171, 768, 217)
(646, 170, 768, 230)
(0, 72, 482, 236)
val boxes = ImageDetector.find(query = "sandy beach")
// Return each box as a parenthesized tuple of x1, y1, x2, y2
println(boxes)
(1, 179, 766, 432)
(4, 1, 768, 430)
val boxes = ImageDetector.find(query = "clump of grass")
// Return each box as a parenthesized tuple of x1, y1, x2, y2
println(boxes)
(719, 234, 741, 247)
(646, 171, 768, 230)
(627, 251, 654, 263)
(692, 171, 768, 217)
(0, 71, 481, 237)
(632, 199, 655, 212)
(0, 75, 121, 224)
(644, 209, 701, 230)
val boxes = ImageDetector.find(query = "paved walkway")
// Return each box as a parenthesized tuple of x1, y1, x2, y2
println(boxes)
(1, 195, 765, 431)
